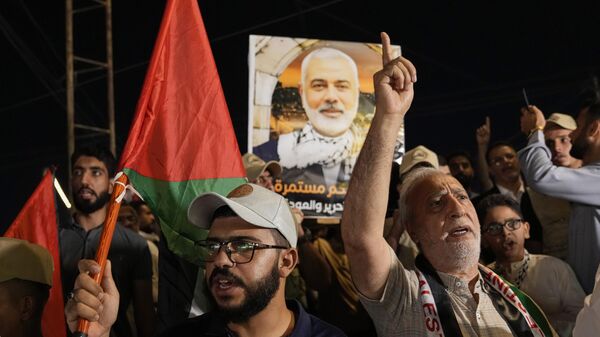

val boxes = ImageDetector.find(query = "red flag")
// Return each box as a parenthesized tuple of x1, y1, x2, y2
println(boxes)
(4, 171, 65, 337)
(117, 0, 246, 327)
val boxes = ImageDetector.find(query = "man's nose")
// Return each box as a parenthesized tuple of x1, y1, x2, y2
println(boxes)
(212, 245, 234, 268)
(324, 85, 339, 103)
(552, 140, 562, 153)
(502, 225, 512, 237)
(448, 195, 466, 218)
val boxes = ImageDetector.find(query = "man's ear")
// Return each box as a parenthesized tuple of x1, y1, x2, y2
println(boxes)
(297, 84, 303, 97)
(523, 221, 531, 240)
(279, 248, 298, 277)
(588, 120, 600, 138)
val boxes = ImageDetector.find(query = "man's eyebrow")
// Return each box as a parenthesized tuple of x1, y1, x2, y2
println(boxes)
(426, 189, 448, 199)
(451, 187, 467, 195)
(73, 165, 105, 171)
(334, 80, 351, 84)
(310, 79, 327, 84)
(89, 166, 106, 171)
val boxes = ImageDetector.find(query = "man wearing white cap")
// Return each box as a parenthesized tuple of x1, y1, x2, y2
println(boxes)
(65, 183, 347, 337)
(543, 112, 582, 169)
(0, 237, 54, 337)
(526, 111, 582, 260)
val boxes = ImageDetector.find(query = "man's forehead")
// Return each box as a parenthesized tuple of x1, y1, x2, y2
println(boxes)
(544, 127, 571, 138)
(485, 205, 520, 222)
(490, 145, 516, 157)
(73, 156, 108, 170)
(119, 207, 136, 216)
(305, 57, 355, 79)
(413, 174, 465, 196)
(450, 156, 470, 164)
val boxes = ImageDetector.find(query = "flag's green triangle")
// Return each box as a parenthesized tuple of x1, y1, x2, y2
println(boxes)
(125, 168, 246, 264)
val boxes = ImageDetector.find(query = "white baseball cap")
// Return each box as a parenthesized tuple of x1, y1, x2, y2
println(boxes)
(546, 113, 577, 131)
(187, 183, 297, 247)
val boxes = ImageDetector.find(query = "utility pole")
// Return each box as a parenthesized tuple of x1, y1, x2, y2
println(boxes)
(65, 0, 116, 194)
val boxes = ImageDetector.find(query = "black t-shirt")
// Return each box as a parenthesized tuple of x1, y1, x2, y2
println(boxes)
(60, 219, 152, 337)
(158, 300, 347, 337)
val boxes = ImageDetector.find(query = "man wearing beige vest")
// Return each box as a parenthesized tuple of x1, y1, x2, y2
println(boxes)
(527, 112, 581, 260)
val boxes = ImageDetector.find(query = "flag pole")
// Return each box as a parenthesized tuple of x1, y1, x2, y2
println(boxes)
(73, 172, 129, 337)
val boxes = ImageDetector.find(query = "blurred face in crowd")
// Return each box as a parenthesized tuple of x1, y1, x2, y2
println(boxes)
(488, 145, 521, 185)
(0, 282, 20, 337)
(571, 107, 595, 160)
(544, 126, 576, 167)
(118, 206, 139, 232)
(482, 205, 530, 264)
(136, 204, 156, 233)
(299, 51, 359, 138)
(252, 170, 274, 191)
(448, 155, 475, 189)
(204, 217, 294, 323)
(406, 173, 480, 273)
(71, 156, 112, 214)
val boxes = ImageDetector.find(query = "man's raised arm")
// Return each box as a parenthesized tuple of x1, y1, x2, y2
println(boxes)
(341, 32, 416, 299)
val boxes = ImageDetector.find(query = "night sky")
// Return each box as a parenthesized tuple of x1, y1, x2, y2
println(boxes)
(2, 0, 600, 231)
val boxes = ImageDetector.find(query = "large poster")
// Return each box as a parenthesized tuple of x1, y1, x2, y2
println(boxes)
(249, 35, 404, 218)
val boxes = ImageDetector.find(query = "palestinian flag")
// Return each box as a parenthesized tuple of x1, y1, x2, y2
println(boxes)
(4, 171, 66, 337)
(118, 0, 246, 328)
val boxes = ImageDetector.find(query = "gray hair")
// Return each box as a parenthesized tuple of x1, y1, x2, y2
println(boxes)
(300, 47, 359, 87)
(398, 167, 445, 229)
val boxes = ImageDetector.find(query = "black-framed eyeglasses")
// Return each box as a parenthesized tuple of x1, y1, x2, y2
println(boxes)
(483, 219, 524, 236)
(196, 239, 289, 264)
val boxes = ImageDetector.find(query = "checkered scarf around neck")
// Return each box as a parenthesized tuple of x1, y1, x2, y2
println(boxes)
(277, 122, 357, 171)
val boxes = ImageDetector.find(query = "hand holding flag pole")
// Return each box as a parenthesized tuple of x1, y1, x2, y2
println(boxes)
(72, 172, 130, 337)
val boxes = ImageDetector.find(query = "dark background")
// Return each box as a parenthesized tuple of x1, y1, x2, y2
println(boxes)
(2, 0, 600, 232)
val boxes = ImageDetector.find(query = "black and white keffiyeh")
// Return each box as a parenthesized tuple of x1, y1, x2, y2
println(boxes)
(277, 123, 357, 173)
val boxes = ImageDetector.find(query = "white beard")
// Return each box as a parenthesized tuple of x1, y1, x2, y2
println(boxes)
(445, 238, 481, 271)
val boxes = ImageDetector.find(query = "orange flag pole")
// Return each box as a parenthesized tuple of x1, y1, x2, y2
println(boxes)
(73, 172, 129, 337)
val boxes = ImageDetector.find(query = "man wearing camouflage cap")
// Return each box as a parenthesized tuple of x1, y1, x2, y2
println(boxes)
(0, 237, 54, 337)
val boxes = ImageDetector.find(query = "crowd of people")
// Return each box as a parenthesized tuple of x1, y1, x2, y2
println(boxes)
(2, 32, 600, 337)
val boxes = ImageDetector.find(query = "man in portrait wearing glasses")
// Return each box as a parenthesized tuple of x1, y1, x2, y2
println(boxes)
(477, 194, 585, 337)
(64, 183, 347, 337)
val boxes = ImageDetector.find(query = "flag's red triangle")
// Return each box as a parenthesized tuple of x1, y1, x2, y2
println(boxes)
(4, 171, 66, 337)
(119, 0, 245, 182)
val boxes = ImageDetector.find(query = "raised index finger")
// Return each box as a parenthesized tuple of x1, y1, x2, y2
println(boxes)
(381, 32, 393, 65)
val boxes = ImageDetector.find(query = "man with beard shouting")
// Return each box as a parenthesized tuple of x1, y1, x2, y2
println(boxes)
(520, 103, 600, 294)
(64, 183, 346, 337)
(341, 32, 556, 336)
(60, 146, 155, 337)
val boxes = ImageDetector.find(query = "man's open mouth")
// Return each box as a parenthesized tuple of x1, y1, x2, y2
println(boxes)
(449, 227, 469, 237)
(78, 188, 96, 199)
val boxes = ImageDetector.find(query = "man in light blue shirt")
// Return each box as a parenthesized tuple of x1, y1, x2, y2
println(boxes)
(519, 103, 600, 293)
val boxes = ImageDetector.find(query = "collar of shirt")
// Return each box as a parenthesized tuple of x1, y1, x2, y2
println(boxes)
(496, 183, 525, 204)
(202, 300, 310, 337)
(490, 250, 529, 281)
(436, 270, 489, 296)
